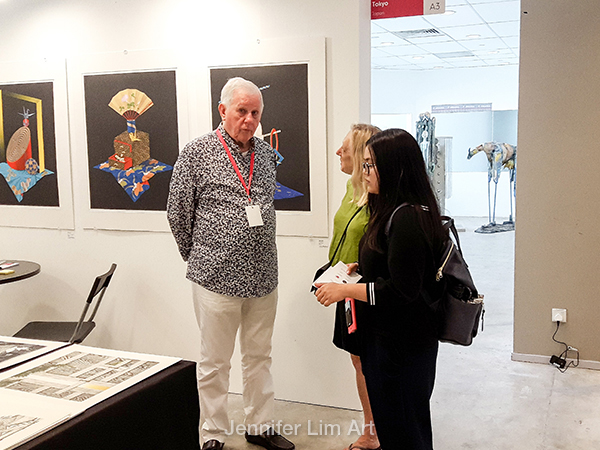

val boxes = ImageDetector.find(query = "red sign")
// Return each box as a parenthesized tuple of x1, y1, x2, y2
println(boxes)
(371, 0, 445, 20)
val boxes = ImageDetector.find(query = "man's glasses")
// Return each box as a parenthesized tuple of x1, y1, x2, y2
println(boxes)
(362, 162, 376, 175)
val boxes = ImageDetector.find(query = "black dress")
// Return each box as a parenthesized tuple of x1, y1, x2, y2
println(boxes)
(358, 206, 442, 450)
(333, 294, 367, 355)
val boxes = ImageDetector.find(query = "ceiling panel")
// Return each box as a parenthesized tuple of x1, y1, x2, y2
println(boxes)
(487, 21, 520, 37)
(472, 47, 516, 58)
(458, 36, 510, 51)
(471, 1, 521, 22)
(469, 0, 511, 4)
(442, 23, 499, 40)
(379, 44, 438, 57)
(408, 54, 446, 64)
(450, 57, 491, 68)
(416, 61, 456, 69)
(502, 36, 520, 48)
(403, 34, 455, 45)
(415, 40, 472, 54)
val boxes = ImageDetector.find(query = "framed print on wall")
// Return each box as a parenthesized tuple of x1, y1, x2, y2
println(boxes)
(84, 71, 178, 210)
(67, 50, 188, 232)
(0, 58, 74, 229)
(210, 63, 311, 213)
(205, 37, 328, 237)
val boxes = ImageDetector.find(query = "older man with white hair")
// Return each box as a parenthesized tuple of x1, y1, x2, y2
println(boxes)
(168, 77, 294, 450)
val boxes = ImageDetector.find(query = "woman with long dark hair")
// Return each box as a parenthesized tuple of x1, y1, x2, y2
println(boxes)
(314, 128, 446, 450)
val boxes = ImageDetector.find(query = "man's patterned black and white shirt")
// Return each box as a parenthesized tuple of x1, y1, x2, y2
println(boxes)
(167, 124, 278, 298)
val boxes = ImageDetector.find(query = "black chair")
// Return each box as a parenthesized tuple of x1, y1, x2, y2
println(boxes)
(14, 263, 117, 344)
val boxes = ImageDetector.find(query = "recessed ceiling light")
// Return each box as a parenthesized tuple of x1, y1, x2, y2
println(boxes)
(412, 56, 425, 60)
(380, 41, 394, 46)
(488, 50, 500, 54)
(443, 10, 455, 15)
(466, 34, 481, 39)
(433, 66, 444, 69)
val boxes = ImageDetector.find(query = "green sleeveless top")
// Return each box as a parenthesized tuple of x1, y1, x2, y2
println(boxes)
(329, 179, 370, 265)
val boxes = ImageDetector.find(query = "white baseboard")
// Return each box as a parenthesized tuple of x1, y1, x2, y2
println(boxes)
(511, 353, 600, 371)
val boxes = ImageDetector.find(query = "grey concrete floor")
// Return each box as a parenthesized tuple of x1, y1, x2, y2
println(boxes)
(220, 217, 600, 450)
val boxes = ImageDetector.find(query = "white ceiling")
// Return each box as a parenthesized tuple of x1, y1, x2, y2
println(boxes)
(371, 0, 520, 71)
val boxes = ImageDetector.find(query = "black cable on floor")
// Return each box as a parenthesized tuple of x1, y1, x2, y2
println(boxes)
(551, 321, 580, 373)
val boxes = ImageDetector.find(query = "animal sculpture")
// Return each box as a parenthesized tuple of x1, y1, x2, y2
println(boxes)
(467, 142, 516, 226)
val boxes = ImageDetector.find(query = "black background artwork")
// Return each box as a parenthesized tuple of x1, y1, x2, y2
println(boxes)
(0, 82, 59, 206)
(210, 64, 310, 212)
(84, 70, 179, 211)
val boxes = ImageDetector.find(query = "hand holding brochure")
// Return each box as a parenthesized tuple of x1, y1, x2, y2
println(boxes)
(312, 261, 362, 288)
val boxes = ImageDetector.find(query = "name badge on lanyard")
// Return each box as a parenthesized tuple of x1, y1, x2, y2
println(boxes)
(246, 205, 264, 227)
(217, 129, 263, 227)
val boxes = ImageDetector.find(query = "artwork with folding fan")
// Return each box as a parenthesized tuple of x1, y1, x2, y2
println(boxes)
(93, 85, 173, 203)
(107, 89, 153, 170)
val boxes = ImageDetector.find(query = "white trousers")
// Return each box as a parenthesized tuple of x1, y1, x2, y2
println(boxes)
(192, 282, 278, 444)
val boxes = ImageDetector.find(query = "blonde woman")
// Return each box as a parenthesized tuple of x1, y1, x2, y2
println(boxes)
(329, 124, 381, 450)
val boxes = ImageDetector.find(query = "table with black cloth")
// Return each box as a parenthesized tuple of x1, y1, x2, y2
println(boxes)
(14, 359, 201, 450)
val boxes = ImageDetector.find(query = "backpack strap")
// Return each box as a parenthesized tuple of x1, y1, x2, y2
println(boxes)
(441, 215, 463, 254)
(384, 202, 411, 237)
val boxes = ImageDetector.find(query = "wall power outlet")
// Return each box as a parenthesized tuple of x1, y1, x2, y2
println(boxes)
(552, 308, 567, 323)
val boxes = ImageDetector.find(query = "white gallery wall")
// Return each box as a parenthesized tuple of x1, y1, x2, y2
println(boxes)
(0, 0, 371, 409)
(372, 64, 519, 219)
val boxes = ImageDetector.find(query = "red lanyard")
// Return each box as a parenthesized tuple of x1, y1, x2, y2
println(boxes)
(216, 129, 254, 203)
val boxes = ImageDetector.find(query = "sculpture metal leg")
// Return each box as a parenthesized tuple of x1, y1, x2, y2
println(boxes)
(487, 180, 492, 225)
(508, 179, 514, 223)
(492, 181, 498, 225)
